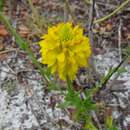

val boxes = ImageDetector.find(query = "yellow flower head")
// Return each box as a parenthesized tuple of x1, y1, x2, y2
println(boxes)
(39, 22, 92, 80)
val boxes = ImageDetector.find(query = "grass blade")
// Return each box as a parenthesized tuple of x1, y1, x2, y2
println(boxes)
(0, 0, 4, 12)
(0, 12, 50, 84)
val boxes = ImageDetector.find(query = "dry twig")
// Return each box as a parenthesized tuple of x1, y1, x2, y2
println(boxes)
(118, 19, 122, 62)
(94, 0, 130, 24)
(64, 0, 76, 24)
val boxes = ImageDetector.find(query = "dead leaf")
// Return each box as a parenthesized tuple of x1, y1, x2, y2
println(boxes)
(127, 33, 130, 40)
(0, 43, 4, 51)
(106, 23, 113, 31)
(32, 0, 39, 4)
(100, 27, 106, 34)
(67, 107, 76, 120)
(20, 9, 29, 18)
(0, 53, 7, 61)
(0, 37, 5, 51)
(18, 25, 30, 37)
(93, 47, 106, 55)
(108, 79, 127, 92)
(0, 25, 9, 36)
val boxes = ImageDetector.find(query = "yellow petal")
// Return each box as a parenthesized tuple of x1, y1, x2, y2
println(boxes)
(38, 22, 92, 81)
(57, 52, 65, 63)
(51, 63, 57, 74)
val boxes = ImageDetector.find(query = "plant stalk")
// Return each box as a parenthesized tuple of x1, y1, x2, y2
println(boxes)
(94, 0, 130, 24)
(0, 12, 50, 84)
(99, 54, 130, 89)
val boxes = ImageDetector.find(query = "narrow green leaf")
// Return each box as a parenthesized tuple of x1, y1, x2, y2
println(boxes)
(0, 12, 50, 84)
(0, 0, 4, 12)
(85, 121, 98, 130)
(117, 67, 127, 75)
(106, 116, 113, 129)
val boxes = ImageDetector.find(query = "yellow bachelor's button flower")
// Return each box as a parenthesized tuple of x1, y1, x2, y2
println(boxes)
(39, 22, 92, 81)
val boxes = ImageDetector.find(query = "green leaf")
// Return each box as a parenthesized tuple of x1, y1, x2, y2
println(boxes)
(112, 126, 119, 130)
(116, 67, 127, 75)
(0, 0, 4, 12)
(105, 116, 119, 130)
(126, 45, 130, 54)
(106, 116, 113, 129)
(58, 101, 70, 109)
(85, 121, 98, 130)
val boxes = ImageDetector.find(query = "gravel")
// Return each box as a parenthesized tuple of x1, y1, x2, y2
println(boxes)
(0, 49, 130, 130)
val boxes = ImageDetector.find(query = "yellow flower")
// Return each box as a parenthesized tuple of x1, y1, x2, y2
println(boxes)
(39, 22, 92, 80)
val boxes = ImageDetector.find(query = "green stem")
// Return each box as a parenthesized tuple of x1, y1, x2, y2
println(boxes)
(99, 54, 130, 89)
(66, 77, 73, 91)
(0, 12, 50, 84)
(94, 0, 130, 24)
(0, 0, 4, 12)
